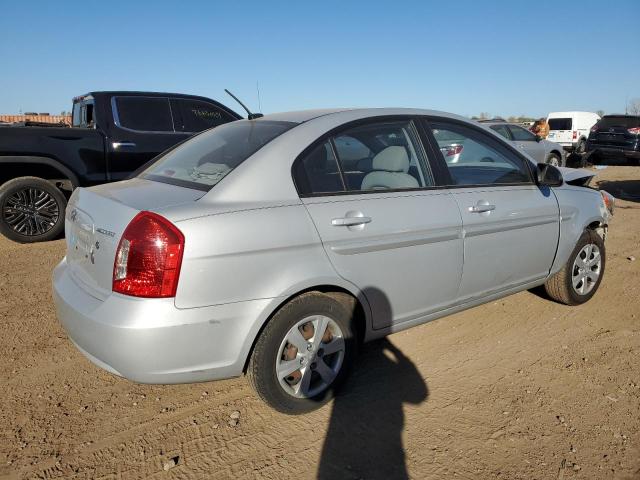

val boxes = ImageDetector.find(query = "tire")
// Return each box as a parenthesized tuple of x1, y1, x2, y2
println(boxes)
(0, 176, 67, 243)
(544, 230, 605, 305)
(546, 153, 563, 167)
(575, 139, 586, 154)
(247, 292, 357, 414)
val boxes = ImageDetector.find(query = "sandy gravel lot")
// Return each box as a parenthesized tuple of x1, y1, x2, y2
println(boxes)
(1, 167, 639, 480)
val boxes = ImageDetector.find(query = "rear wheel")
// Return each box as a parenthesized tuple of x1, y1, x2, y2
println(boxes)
(544, 230, 605, 305)
(575, 138, 586, 154)
(247, 292, 356, 414)
(0, 176, 66, 243)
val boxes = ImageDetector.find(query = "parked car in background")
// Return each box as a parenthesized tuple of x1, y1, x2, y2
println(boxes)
(547, 111, 600, 153)
(586, 114, 640, 165)
(53, 108, 613, 414)
(480, 120, 565, 166)
(0, 91, 240, 243)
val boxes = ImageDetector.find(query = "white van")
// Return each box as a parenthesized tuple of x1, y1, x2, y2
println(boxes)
(547, 111, 600, 153)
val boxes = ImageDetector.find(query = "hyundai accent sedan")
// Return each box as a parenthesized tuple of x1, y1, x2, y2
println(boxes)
(53, 108, 613, 414)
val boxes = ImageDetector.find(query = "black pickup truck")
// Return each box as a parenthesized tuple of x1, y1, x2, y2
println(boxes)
(0, 91, 240, 242)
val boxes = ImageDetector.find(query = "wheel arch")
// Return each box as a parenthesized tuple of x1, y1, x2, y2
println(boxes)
(241, 281, 372, 374)
(0, 156, 79, 190)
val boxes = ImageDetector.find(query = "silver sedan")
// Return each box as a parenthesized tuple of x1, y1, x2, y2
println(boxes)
(482, 121, 566, 166)
(53, 108, 613, 413)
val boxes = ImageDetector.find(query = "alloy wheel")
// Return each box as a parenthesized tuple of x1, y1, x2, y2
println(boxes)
(2, 187, 60, 236)
(276, 315, 345, 398)
(571, 243, 601, 295)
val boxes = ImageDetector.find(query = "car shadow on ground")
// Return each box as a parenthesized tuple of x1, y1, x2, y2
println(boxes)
(597, 179, 640, 203)
(317, 337, 428, 480)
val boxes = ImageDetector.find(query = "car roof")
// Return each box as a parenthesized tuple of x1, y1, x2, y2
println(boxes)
(257, 107, 470, 125)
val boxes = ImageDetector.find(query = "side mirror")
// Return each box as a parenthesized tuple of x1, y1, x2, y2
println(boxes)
(536, 163, 563, 187)
(535, 134, 543, 142)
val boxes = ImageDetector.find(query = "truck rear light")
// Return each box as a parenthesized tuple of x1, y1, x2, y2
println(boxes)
(590, 125, 599, 133)
(113, 211, 184, 298)
(572, 131, 578, 139)
(628, 127, 640, 135)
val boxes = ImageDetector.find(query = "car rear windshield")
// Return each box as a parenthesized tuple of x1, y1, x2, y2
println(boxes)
(140, 120, 296, 191)
(596, 116, 640, 129)
(548, 118, 572, 130)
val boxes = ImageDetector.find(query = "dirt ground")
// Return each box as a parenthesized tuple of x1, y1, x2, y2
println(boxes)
(0, 167, 639, 480)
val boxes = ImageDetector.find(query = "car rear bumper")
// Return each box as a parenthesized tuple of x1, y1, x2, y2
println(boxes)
(586, 145, 640, 162)
(52, 258, 271, 384)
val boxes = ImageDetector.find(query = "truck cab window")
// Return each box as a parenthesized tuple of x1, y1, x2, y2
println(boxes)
(72, 104, 82, 127)
(171, 99, 235, 133)
(114, 97, 174, 132)
(72, 102, 95, 128)
(85, 103, 94, 127)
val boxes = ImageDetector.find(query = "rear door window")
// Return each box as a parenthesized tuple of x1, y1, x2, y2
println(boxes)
(508, 125, 537, 141)
(548, 118, 572, 130)
(292, 142, 345, 195)
(171, 99, 236, 132)
(293, 119, 433, 195)
(114, 97, 173, 132)
(490, 124, 512, 140)
(333, 121, 432, 192)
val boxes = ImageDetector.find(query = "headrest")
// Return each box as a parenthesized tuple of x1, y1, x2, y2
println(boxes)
(372, 146, 410, 173)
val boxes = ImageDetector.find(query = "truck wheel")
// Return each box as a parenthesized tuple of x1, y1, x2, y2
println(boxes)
(544, 230, 605, 305)
(575, 139, 586, 154)
(247, 292, 357, 414)
(0, 177, 67, 243)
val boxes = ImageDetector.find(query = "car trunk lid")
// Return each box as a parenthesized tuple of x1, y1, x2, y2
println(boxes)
(65, 178, 204, 299)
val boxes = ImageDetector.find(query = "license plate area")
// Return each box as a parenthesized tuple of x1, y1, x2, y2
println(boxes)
(67, 208, 96, 265)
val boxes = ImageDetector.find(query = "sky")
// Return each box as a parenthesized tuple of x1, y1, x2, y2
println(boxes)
(1, 0, 639, 118)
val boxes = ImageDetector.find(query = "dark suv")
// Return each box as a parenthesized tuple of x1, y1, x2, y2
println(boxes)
(586, 115, 640, 164)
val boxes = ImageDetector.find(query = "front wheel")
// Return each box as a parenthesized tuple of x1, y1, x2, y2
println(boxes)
(544, 230, 605, 305)
(0, 176, 67, 243)
(247, 292, 356, 414)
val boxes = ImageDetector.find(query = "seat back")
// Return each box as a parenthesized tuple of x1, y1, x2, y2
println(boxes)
(361, 146, 419, 190)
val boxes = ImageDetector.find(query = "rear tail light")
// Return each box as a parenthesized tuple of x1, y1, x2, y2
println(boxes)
(444, 144, 463, 157)
(590, 125, 599, 133)
(113, 211, 185, 298)
(628, 127, 640, 135)
(572, 131, 578, 140)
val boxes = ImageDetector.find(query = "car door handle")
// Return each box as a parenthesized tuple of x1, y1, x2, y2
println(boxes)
(332, 216, 372, 226)
(468, 204, 495, 213)
(111, 141, 137, 149)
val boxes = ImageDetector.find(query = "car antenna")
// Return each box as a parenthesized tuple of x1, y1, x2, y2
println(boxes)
(225, 89, 263, 120)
